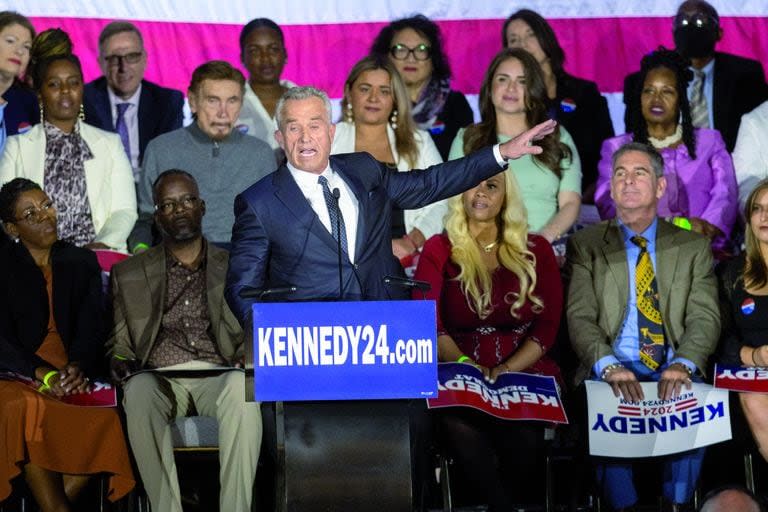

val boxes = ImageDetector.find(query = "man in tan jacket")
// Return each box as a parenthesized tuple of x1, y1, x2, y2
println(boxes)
(565, 142, 719, 512)
(107, 170, 260, 512)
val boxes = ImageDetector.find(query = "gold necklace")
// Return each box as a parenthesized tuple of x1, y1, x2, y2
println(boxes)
(479, 240, 498, 253)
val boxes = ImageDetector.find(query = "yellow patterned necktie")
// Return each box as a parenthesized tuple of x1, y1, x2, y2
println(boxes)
(631, 235, 666, 371)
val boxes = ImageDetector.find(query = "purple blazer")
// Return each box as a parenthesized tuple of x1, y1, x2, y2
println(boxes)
(595, 129, 737, 246)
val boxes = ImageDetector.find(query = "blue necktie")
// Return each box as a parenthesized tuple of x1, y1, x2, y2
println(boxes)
(115, 102, 131, 162)
(318, 175, 348, 255)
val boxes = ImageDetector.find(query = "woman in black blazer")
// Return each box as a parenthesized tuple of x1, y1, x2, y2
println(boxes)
(0, 178, 133, 511)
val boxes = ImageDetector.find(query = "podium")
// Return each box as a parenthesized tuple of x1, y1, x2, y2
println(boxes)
(248, 300, 436, 512)
(277, 400, 412, 511)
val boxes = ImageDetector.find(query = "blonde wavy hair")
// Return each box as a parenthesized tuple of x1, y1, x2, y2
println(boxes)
(445, 170, 542, 319)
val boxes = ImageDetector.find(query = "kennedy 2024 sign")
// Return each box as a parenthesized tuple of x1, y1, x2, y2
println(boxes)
(586, 381, 731, 457)
(251, 300, 437, 401)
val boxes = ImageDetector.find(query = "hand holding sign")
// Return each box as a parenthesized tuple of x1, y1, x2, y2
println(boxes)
(604, 366, 644, 403)
(658, 363, 693, 401)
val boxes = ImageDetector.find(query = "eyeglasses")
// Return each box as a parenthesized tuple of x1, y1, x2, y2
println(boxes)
(389, 44, 431, 61)
(16, 200, 55, 224)
(103, 51, 144, 67)
(155, 195, 200, 215)
(674, 12, 718, 29)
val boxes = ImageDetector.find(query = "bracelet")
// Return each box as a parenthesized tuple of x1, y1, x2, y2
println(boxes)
(671, 216, 692, 231)
(132, 242, 150, 253)
(42, 370, 58, 388)
(113, 354, 129, 361)
(600, 363, 624, 380)
(669, 362, 694, 377)
(457, 355, 472, 364)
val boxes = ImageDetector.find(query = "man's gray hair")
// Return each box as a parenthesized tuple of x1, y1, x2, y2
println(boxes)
(98, 21, 144, 55)
(275, 86, 332, 130)
(611, 142, 664, 178)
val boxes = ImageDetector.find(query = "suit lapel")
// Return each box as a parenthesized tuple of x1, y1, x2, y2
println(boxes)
(142, 247, 166, 354)
(137, 81, 153, 159)
(332, 158, 367, 260)
(206, 244, 226, 340)
(600, 221, 630, 312)
(273, 165, 339, 253)
(654, 220, 681, 311)
(92, 80, 113, 130)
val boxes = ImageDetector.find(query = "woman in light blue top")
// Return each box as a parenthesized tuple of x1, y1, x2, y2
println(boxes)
(449, 48, 580, 241)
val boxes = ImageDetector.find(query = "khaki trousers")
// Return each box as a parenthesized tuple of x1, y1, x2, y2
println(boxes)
(123, 370, 262, 512)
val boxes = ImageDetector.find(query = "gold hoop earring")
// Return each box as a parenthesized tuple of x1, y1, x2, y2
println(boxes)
(389, 109, 398, 130)
(39, 102, 44, 123)
(79, 104, 85, 121)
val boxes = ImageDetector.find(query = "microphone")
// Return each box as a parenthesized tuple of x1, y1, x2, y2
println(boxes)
(332, 187, 344, 300)
(382, 275, 431, 292)
(239, 286, 297, 300)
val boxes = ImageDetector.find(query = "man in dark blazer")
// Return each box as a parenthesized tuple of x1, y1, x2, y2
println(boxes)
(565, 142, 719, 511)
(623, 0, 767, 151)
(224, 86, 556, 325)
(83, 21, 184, 175)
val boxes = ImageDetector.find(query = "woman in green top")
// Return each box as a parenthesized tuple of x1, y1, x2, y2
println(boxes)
(449, 48, 581, 241)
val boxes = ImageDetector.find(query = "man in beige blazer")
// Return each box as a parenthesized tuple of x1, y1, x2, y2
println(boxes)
(106, 170, 261, 512)
(565, 142, 720, 512)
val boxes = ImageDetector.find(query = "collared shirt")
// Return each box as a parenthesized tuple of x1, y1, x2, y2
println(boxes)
(593, 218, 695, 379)
(147, 243, 226, 368)
(107, 83, 141, 173)
(687, 59, 715, 130)
(287, 162, 359, 263)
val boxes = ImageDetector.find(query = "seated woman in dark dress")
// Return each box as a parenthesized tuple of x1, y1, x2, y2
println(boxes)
(414, 170, 562, 510)
(370, 14, 474, 161)
(0, 178, 133, 511)
(720, 178, 768, 464)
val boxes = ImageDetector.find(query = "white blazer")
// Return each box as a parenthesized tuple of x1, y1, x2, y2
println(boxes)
(331, 121, 447, 241)
(0, 122, 137, 251)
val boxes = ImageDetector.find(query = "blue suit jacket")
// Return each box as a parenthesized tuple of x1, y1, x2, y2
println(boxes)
(225, 148, 502, 325)
(83, 77, 184, 164)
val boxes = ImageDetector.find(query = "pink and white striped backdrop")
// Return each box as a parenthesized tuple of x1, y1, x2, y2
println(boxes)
(19, 0, 768, 131)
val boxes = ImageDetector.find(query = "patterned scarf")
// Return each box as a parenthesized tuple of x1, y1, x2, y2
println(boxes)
(43, 121, 97, 247)
(411, 77, 451, 129)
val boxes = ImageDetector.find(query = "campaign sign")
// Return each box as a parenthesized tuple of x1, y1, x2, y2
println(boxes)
(251, 300, 437, 401)
(713, 364, 768, 393)
(586, 381, 731, 458)
(427, 363, 567, 423)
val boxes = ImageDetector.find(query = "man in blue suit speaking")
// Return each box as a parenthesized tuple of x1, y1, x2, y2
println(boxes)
(225, 86, 555, 324)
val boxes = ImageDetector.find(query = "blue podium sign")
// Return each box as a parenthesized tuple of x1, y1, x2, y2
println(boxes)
(251, 300, 437, 401)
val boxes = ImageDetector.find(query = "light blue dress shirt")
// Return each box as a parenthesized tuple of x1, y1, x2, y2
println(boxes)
(593, 218, 696, 379)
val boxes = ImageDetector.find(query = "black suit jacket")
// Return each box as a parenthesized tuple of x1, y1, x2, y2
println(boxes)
(0, 241, 105, 378)
(553, 73, 614, 193)
(83, 77, 184, 164)
(623, 51, 768, 151)
(225, 148, 502, 325)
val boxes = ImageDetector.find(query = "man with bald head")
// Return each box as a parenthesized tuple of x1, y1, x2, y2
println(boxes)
(623, 0, 767, 151)
(699, 486, 764, 512)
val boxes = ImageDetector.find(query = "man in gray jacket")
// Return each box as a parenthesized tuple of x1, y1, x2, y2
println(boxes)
(131, 60, 276, 252)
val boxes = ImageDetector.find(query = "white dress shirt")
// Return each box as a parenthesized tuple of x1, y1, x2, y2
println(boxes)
(287, 163, 359, 263)
(108, 83, 141, 174)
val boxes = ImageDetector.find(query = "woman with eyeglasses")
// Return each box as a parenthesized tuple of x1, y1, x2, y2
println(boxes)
(371, 14, 474, 161)
(0, 177, 134, 511)
(449, 48, 581, 245)
(503, 9, 614, 203)
(0, 38, 136, 251)
(331, 55, 444, 263)
(0, 12, 37, 151)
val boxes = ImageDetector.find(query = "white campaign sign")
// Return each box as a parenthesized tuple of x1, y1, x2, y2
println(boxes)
(586, 381, 731, 458)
